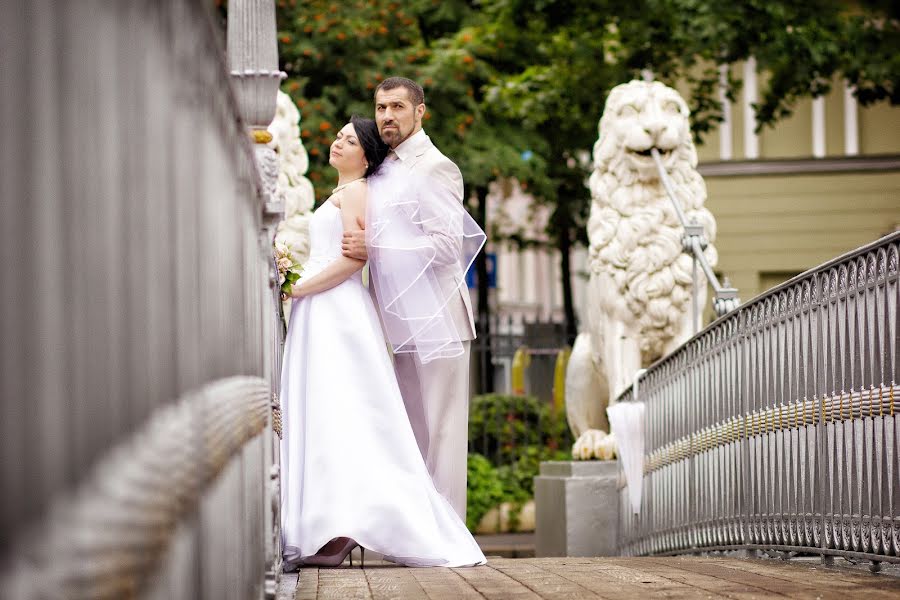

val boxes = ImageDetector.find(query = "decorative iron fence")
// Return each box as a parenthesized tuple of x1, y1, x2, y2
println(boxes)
(472, 314, 571, 398)
(617, 232, 899, 567)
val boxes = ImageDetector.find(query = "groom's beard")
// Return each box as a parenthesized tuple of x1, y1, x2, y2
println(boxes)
(380, 126, 401, 147)
(380, 122, 413, 148)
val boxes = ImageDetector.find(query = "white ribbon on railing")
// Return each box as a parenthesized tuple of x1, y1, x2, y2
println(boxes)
(607, 401, 646, 514)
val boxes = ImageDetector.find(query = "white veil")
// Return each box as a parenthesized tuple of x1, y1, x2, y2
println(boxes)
(366, 159, 485, 364)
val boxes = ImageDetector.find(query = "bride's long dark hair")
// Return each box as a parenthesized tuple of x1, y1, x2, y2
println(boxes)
(350, 116, 390, 178)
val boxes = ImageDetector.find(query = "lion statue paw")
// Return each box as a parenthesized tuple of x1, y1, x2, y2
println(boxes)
(572, 429, 617, 461)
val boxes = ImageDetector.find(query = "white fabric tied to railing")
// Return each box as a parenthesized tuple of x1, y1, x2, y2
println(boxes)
(608, 401, 646, 515)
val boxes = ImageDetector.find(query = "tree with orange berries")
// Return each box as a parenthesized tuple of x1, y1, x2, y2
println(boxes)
(276, 0, 429, 198)
(277, 1, 550, 393)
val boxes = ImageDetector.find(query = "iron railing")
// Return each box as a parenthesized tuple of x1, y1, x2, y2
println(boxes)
(617, 232, 900, 568)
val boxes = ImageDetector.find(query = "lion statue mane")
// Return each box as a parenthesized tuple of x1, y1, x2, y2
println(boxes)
(271, 90, 315, 324)
(566, 80, 718, 459)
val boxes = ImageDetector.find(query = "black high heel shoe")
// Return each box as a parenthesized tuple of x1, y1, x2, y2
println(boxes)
(302, 537, 365, 568)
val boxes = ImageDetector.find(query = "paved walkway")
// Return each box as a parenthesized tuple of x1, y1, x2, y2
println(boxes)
(474, 533, 535, 558)
(277, 555, 900, 599)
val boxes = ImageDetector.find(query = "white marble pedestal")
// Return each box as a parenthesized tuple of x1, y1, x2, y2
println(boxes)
(534, 460, 620, 557)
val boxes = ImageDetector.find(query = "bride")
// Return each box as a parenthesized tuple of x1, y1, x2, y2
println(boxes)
(279, 116, 486, 569)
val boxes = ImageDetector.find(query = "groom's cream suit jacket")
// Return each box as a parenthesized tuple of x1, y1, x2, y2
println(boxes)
(388, 129, 476, 341)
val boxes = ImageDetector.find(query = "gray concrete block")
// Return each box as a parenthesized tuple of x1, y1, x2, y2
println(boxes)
(535, 460, 620, 557)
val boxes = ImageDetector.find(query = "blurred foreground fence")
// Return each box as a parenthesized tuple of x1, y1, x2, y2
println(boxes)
(1, 1, 283, 598)
(618, 232, 900, 567)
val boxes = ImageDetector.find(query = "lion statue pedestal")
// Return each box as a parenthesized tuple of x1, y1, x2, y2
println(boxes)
(566, 80, 718, 458)
(534, 460, 620, 557)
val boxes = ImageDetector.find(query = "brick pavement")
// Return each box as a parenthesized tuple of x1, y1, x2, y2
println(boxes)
(277, 555, 900, 599)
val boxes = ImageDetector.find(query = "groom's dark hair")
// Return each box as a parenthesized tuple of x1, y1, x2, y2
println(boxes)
(375, 77, 425, 105)
(350, 115, 390, 178)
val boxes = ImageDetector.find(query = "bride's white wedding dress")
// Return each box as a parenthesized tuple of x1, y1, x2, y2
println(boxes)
(279, 194, 486, 568)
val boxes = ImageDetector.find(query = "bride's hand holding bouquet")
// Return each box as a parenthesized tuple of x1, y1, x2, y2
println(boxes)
(275, 241, 302, 301)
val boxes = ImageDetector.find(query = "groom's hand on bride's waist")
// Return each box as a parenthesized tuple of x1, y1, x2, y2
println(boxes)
(341, 216, 368, 261)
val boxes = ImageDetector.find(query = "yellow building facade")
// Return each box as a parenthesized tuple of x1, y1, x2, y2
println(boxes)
(691, 64, 900, 302)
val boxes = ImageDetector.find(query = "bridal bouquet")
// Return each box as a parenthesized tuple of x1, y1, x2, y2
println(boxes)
(275, 241, 302, 298)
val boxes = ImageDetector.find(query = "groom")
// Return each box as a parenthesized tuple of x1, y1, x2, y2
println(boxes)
(341, 76, 475, 520)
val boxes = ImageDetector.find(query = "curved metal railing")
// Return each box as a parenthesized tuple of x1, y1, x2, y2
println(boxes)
(617, 231, 900, 567)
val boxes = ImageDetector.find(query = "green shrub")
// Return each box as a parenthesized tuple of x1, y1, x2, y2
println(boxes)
(496, 445, 571, 500)
(467, 394, 573, 533)
(466, 444, 571, 533)
(469, 393, 573, 466)
(465, 453, 504, 531)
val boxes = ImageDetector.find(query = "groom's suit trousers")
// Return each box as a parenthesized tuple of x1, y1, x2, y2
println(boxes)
(394, 343, 471, 520)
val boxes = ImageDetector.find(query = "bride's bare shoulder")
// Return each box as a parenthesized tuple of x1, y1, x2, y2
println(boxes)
(347, 178, 368, 195)
(340, 179, 368, 209)
(331, 179, 367, 208)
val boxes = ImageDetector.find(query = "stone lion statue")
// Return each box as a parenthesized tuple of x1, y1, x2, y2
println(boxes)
(272, 90, 315, 267)
(271, 91, 315, 323)
(566, 80, 718, 458)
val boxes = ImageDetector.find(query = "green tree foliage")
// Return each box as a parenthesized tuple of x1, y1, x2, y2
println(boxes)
(485, 0, 899, 138)
(475, 0, 899, 336)
(276, 0, 899, 340)
(275, 0, 546, 202)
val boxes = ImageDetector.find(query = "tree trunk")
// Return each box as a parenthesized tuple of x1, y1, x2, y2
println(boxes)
(559, 227, 578, 345)
(551, 190, 581, 345)
(474, 184, 494, 393)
